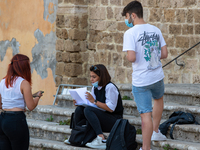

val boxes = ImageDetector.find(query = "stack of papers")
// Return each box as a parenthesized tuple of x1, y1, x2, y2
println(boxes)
(69, 87, 105, 111)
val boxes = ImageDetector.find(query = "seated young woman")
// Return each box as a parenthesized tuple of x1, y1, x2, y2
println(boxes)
(65, 64, 124, 149)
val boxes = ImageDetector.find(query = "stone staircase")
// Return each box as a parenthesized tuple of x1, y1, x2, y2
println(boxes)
(27, 84, 200, 150)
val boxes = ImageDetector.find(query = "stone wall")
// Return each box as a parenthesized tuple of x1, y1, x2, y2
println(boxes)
(56, 0, 200, 86)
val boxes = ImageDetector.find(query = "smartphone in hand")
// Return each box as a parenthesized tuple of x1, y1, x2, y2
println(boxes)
(32, 91, 44, 97)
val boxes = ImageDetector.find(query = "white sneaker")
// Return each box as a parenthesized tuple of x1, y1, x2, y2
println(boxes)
(86, 136, 106, 149)
(139, 147, 152, 150)
(151, 130, 167, 141)
(64, 138, 71, 145)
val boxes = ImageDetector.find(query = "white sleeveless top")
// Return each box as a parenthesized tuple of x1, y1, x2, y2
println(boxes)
(0, 77, 26, 110)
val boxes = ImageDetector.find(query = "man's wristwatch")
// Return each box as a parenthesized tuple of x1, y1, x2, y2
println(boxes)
(94, 99, 98, 105)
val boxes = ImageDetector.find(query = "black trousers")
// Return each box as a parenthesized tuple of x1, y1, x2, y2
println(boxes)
(0, 111, 29, 150)
(74, 106, 122, 135)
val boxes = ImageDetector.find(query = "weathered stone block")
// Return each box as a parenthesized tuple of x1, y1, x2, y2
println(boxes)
(159, 0, 171, 7)
(80, 41, 87, 51)
(89, 30, 101, 43)
(97, 44, 114, 50)
(55, 75, 62, 87)
(56, 15, 65, 27)
(56, 28, 68, 39)
(193, 74, 200, 84)
(185, 59, 198, 73)
(123, 0, 133, 6)
(182, 25, 193, 35)
(89, 7, 106, 20)
(194, 9, 200, 23)
(80, 15, 88, 29)
(175, 36, 189, 48)
(62, 77, 88, 85)
(64, 0, 87, 5)
(64, 40, 81, 52)
(169, 25, 181, 34)
(182, 73, 191, 83)
(171, 0, 184, 7)
(102, 33, 113, 43)
(56, 39, 64, 51)
(163, 35, 174, 47)
(89, 20, 107, 31)
(164, 9, 175, 22)
(116, 45, 123, 52)
(56, 51, 62, 62)
(123, 54, 132, 67)
(115, 67, 126, 83)
(126, 68, 132, 83)
(55, 62, 65, 76)
(117, 22, 129, 31)
(189, 37, 200, 51)
(149, 8, 162, 22)
(58, 0, 63, 4)
(114, 7, 124, 21)
(68, 29, 87, 40)
(99, 51, 108, 65)
(183, 0, 196, 7)
(113, 53, 122, 66)
(195, 25, 200, 34)
(176, 9, 186, 23)
(186, 9, 194, 23)
(64, 63, 82, 76)
(156, 23, 168, 34)
(70, 53, 82, 63)
(65, 16, 79, 28)
(110, 0, 121, 6)
(62, 52, 70, 62)
(101, 0, 108, 5)
(143, 8, 149, 22)
(107, 7, 114, 19)
(88, 42, 96, 50)
(113, 33, 123, 44)
(81, 52, 89, 62)
(107, 21, 117, 32)
(168, 74, 180, 84)
(169, 48, 178, 56)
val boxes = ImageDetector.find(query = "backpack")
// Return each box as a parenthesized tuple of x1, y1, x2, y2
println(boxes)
(69, 115, 96, 146)
(159, 111, 199, 139)
(106, 119, 137, 150)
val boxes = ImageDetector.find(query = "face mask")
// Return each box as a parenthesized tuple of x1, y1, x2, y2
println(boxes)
(125, 19, 134, 28)
(92, 81, 98, 88)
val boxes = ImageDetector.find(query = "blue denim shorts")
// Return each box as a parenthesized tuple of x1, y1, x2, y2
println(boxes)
(132, 79, 164, 114)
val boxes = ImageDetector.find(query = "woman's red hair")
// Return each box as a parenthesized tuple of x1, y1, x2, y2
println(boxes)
(5, 54, 32, 88)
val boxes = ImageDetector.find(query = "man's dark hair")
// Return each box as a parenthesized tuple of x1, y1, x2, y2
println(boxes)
(90, 64, 111, 87)
(122, 1, 143, 18)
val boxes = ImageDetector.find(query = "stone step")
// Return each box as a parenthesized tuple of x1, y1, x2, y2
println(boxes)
(55, 84, 200, 106)
(136, 134, 200, 150)
(27, 119, 71, 142)
(29, 137, 99, 150)
(27, 113, 200, 144)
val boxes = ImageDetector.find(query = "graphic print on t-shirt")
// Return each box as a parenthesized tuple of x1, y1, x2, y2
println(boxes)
(138, 31, 161, 70)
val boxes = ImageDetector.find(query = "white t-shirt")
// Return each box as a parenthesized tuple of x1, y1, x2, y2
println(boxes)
(123, 24, 166, 87)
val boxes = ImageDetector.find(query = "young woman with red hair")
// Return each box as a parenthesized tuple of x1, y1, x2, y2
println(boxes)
(0, 54, 43, 150)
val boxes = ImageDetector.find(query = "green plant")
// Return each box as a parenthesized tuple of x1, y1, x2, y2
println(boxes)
(136, 129, 142, 134)
(163, 144, 170, 150)
(59, 119, 71, 125)
(122, 96, 132, 100)
(46, 115, 54, 122)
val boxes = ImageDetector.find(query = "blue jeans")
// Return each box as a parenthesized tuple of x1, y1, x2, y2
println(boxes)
(0, 111, 29, 150)
(132, 79, 164, 114)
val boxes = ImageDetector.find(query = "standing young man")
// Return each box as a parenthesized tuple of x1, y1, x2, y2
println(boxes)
(122, 1, 168, 150)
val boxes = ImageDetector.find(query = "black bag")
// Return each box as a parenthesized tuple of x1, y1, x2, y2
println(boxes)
(106, 119, 137, 150)
(159, 111, 199, 139)
(69, 118, 96, 146)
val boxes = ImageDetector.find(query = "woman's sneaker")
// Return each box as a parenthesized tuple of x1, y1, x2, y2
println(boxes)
(86, 136, 106, 149)
(151, 130, 167, 141)
(64, 138, 71, 145)
(139, 147, 152, 150)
